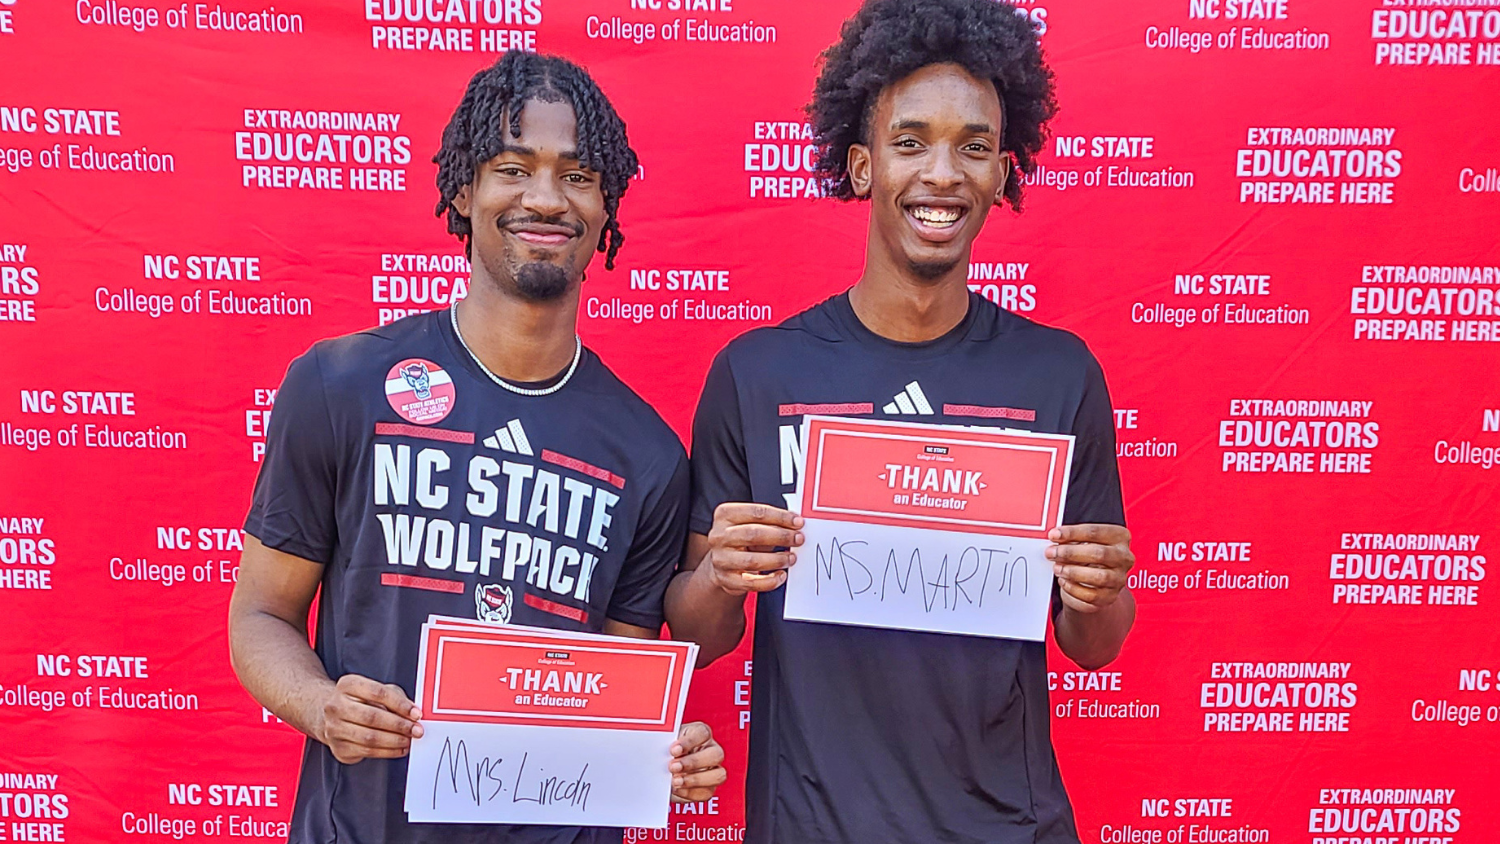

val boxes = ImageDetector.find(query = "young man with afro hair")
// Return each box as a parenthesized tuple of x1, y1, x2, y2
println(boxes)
(229, 51, 726, 844)
(668, 1, 1136, 842)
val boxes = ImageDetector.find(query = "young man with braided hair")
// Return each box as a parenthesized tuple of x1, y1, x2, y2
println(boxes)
(229, 51, 724, 844)
(668, 1, 1136, 842)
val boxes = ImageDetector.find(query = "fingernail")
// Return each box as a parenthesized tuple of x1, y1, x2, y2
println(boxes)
(793, 516, 804, 527)
(794, 532, 804, 545)
(670, 762, 682, 772)
(411, 707, 423, 719)
(411, 724, 424, 738)
(673, 777, 684, 786)
(671, 744, 682, 755)
(1044, 547, 1056, 559)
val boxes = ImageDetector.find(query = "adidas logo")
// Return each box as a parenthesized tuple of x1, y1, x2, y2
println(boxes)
(482, 419, 534, 455)
(882, 381, 934, 415)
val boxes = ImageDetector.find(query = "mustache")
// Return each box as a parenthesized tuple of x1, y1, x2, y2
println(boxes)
(495, 214, 584, 237)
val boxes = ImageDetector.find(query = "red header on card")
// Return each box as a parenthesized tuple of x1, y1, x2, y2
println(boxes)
(799, 417, 1073, 539)
(416, 624, 693, 732)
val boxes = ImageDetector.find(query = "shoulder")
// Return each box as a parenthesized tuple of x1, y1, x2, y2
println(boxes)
(273, 313, 444, 425)
(714, 296, 846, 373)
(304, 311, 441, 386)
(581, 352, 687, 463)
(982, 300, 1105, 376)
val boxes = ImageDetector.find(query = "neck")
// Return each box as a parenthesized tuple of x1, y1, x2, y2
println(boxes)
(453, 275, 579, 383)
(848, 235, 972, 343)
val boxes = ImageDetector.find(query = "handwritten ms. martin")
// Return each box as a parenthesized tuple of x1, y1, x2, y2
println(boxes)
(786, 500, 1068, 641)
(806, 533, 1036, 613)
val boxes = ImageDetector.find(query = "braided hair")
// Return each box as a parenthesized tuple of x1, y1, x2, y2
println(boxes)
(809, 0, 1057, 211)
(434, 51, 639, 269)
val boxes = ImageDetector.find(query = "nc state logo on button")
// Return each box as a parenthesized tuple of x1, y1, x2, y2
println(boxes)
(384, 358, 455, 425)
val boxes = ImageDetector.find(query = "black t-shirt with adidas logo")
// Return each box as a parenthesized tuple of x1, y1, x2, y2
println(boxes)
(244, 309, 688, 844)
(689, 292, 1125, 844)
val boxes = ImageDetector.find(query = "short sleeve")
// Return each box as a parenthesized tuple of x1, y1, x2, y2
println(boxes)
(243, 347, 340, 564)
(688, 351, 752, 536)
(1062, 353, 1126, 527)
(605, 452, 690, 630)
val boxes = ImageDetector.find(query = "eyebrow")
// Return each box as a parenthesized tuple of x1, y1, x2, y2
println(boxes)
(495, 142, 582, 162)
(889, 119, 997, 135)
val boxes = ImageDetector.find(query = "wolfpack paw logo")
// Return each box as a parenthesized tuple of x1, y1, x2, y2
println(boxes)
(475, 583, 513, 624)
(384, 358, 455, 424)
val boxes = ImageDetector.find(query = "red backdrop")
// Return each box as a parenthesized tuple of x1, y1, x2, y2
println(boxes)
(3, 1, 1500, 842)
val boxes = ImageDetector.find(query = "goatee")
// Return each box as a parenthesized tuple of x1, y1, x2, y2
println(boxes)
(514, 262, 574, 302)
(908, 259, 957, 281)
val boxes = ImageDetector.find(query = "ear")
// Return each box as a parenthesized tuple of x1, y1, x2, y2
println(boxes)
(451, 183, 473, 219)
(994, 152, 1013, 207)
(847, 143, 873, 198)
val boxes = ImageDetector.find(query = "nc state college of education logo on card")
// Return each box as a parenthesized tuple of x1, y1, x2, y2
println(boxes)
(385, 358, 455, 424)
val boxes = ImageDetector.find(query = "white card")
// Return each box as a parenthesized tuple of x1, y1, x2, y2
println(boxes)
(783, 416, 1074, 641)
(404, 620, 696, 828)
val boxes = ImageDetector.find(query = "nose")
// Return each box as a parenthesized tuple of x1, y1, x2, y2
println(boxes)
(919, 144, 963, 190)
(520, 169, 570, 219)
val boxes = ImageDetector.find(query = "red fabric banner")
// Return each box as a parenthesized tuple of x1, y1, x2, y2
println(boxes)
(2, 1, 1498, 842)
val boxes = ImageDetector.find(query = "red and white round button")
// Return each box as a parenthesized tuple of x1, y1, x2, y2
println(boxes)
(384, 358, 456, 425)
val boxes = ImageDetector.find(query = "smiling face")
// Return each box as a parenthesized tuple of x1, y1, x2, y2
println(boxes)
(452, 97, 607, 302)
(848, 63, 1011, 282)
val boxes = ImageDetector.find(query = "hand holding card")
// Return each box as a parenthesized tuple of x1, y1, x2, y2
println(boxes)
(699, 502, 806, 593)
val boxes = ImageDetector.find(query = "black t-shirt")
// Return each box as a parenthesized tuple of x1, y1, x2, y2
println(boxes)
(244, 309, 689, 844)
(689, 292, 1124, 844)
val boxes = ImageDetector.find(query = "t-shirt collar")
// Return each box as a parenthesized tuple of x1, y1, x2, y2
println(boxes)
(826, 289, 988, 359)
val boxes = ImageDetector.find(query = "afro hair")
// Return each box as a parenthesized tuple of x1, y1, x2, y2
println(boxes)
(809, 0, 1057, 210)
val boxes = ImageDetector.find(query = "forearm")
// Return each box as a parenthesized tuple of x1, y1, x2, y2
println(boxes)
(665, 563, 749, 667)
(228, 607, 335, 741)
(1054, 587, 1136, 670)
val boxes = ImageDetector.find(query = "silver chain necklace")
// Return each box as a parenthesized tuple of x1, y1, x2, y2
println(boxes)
(449, 306, 581, 397)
